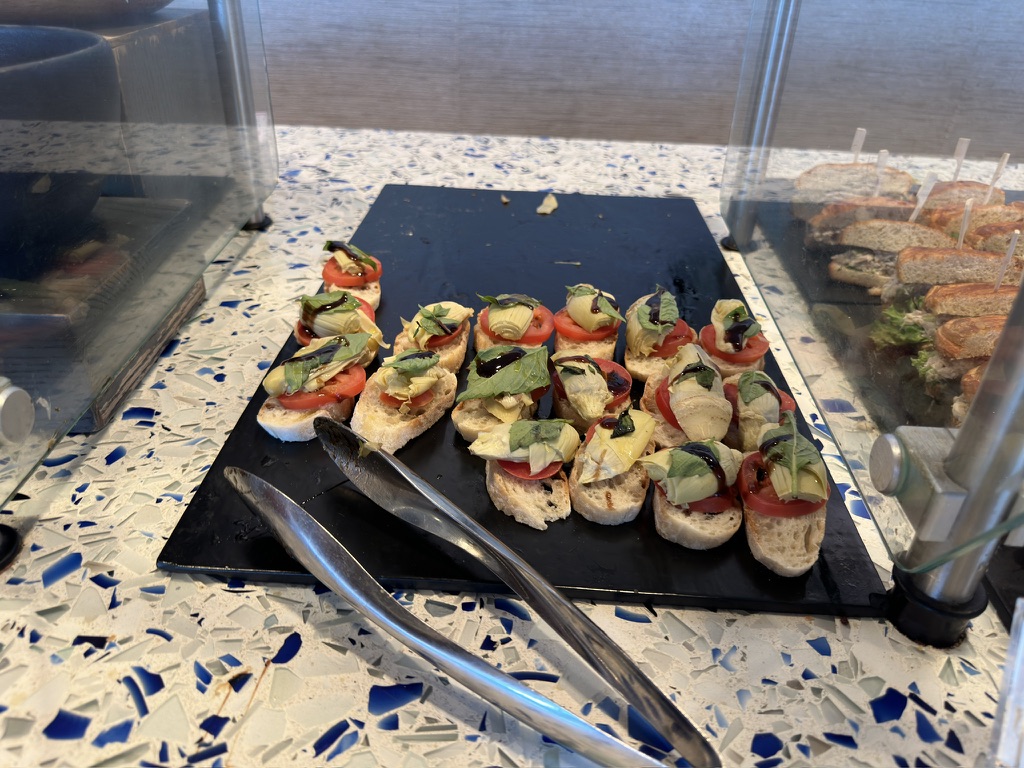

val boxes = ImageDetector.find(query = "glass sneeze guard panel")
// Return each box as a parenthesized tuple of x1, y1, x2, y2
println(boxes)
(0, 0, 277, 507)
(722, 0, 1024, 574)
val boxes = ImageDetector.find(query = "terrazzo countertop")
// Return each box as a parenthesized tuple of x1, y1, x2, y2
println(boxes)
(0, 127, 1011, 767)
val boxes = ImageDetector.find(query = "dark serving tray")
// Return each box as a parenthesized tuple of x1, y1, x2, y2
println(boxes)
(158, 184, 887, 618)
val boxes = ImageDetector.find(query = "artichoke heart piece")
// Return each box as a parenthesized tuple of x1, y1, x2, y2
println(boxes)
(469, 420, 580, 474)
(488, 302, 535, 340)
(670, 392, 732, 441)
(767, 459, 829, 503)
(262, 334, 371, 396)
(578, 409, 655, 484)
(405, 301, 474, 348)
(559, 363, 612, 421)
(482, 392, 534, 423)
(565, 284, 621, 332)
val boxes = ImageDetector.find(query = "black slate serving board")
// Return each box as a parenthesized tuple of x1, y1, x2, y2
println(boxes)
(158, 184, 887, 618)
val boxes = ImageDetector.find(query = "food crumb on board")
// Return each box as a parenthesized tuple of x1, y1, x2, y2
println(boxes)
(536, 193, 558, 215)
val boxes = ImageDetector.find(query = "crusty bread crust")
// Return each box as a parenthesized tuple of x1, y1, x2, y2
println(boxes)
(791, 163, 915, 221)
(653, 489, 742, 549)
(805, 197, 915, 247)
(839, 219, 955, 253)
(326, 280, 381, 310)
(639, 373, 687, 448)
(485, 460, 570, 530)
(744, 505, 826, 577)
(922, 180, 1005, 211)
(896, 246, 1023, 286)
(392, 322, 471, 373)
(925, 202, 1024, 238)
(961, 362, 986, 403)
(257, 396, 354, 442)
(923, 283, 1018, 317)
(451, 397, 538, 442)
(934, 315, 1006, 360)
(349, 369, 458, 453)
(568, 445, 652, 525)
(554, 332, 617, 360)
(624, 348, 671, 383)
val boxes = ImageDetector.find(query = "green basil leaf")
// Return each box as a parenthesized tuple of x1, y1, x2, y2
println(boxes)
(610, 409, 635, 439)
(596, 293, 625, 323)
(674, 362, 717, 390)
(323, 241, 376, 268)
(508, 419, 571, 452)
(477, 293, 541, 310)
(737, 371, 778, 404)
(566, 284, 597, 298)
(638, 287, 679, 331)
(457, 345, 550, 403)
(385, 349, 440, 374)
(416, 304, 459, 336)
(283, 333, 370, 391)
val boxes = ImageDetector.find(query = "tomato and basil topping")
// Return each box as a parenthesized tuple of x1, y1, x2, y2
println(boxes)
(262, 333, 374, 398)
(726, 371, 794, 421)
(625, 287, 680, 356)
(469, 419, 581, 477)
(551, 353, 631, 421)
(561, 283, 624, 334)
(402, 301, 474, 349)
(322, 241, 382, 287)
(477, 293, 553, 344)
(701, 299, 769, 364)
(458, 345, 550, 403)
(297, 290, 382, 346)
(378, 350, 443, 410)
(275, 366, 367, 411)
(576, 408, 656, 484)
(741, 413, 829, 515)
(653, 345, 732, 440)
(639, 440, 743, 510)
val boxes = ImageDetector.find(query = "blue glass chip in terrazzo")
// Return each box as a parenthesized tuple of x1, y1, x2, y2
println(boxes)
(799, 336, 815, 343)
(377, 714, 399, 731)
(597, 696, 621, 720)
(909, 692, 936, 715)
(314, 721, 350, 756)
(194, 661, 213, 685)
(893, 756, 909, 767)
(751, 732, 783, 758)
(626, 706, 672, 753)
(461, 601, 476, 611)
(960, 660, 981, 676)
(187, 743, 228, 763)
(945, 729, 963, 753)
(327, 730, 360, 761)
(42, 552, 82, 588)
(200, 715, 230, 738)
(219, 654, 242, 667)
(42, 709, 91, 740)
(871, 688, 908, 723)
(737, 689, 752, 709)
(807, 637, 831, 656)
(820, 398, 856, 414)
(104, 446, 126, 465)
(270, 632, 302, 664)
(761, 284, 783, 295)
(122, 676, 149, 717)
(499, 617, 513, 633)
(915, 711, 941, 743)
(823, 732, 857, 748)
(493, 597, 530, 620)
(145, 627, 171, 641)
(848, 498, 871, 519)
(801, 668, 817, 680)
(227, 577, 247, 589)
(614, 606, 652, 623)
(122, 407, 157, 420)
(508, 671, 559, 683)
(160, 339, 180, 357)
(480, 635, 497, 651)
(42, 454, 76, 467)
(150, 381, 167, 389)
(140, 585, 166, 595)
(228, 672, 252, 692)
(91, 719, 133, 747)
(131, 666, 164, 696)
(368, 682, 423, 715)
(219, 300, 243, 308)
(108, 588, 121, 610)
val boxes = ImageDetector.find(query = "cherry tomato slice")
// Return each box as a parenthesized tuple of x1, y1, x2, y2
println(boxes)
(650, 318, 697, 358)
(699, 324, 770, 365)
(497, 459, 562, 480)
(294, 298, 376, 346)
(322, 254, 383, 288)
(276, 366, 367, 410)
(723, 381, 797, 421)
(552, 357, 632, 411)
(656, 484, 735, 514)
(552, 308, 619, 342)
(379, 388, 435, 409)
(738, 452, 827, 518)
(480, 305, 555, 346)
(654, 376, 683, 431)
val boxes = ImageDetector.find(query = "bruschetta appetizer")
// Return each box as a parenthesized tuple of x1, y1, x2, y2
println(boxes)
(322, 241, 383, 309)
(294, 289, 384, 349)
(623, 287, 697, 382)
(549, 351, 632, 433)
(639, 440, 745, 549)
(452, 344, 550, 441)
(350, 349, 458, 454)
(739, 413, 829, 577)
(698, 299, 770, 377)
(553, 283, 624, 359)
(468, 419, 581, 530)
(722, 371, 797, 452)
(473, 293, 555, 351)
(392, 300, 475, 373)
(640, 343, 732, 448)
(568, 408, 656, 525)
(257, 333, 375, 442)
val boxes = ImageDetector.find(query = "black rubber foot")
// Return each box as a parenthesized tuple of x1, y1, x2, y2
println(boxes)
(720, 235, 739, 252)
(0, 524, 21, 572)
(243, 213, 273, 232)
(886, 567, 988, 648)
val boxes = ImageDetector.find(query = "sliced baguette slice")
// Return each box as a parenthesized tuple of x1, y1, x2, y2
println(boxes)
(653, 488, 741, 549)
(569, 456, 650, 525)
(804, 196, 915, 247)
(256, 396, 354, 442)
(451, 397, 538, 442)
(934, 315, 1006, 360)
(485, 460, 571, 530)
(349, 369, 458, 454)
(554, 332, 617, 361)
(966, 221, 1024, 260)
(923, 283, 1018, 317)
(838, 219, 955, 253)
(921, 180, 1005, 211)
(925, 202, 1024, 238)
(326, 280, 381, 310)
(744, 505, 826, 577)
(896, 246, 1023, 285)
(961, 361, 987, 403)
(791, 163, 915, 220)
(392, 322, 471, 373)
(827, 250, 895, 290)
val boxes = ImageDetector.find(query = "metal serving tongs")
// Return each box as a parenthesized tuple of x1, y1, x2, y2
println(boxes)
(225, 466, 663, 767)
(312, 418, 721, 767)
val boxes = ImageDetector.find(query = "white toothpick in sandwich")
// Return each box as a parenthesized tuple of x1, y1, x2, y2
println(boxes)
(908, 173, 937, 223)
(851, 127, 867, 164)
(956, 198, 974, 250)
(985, 153, 1010, 205)
(993, 229, 1020, 292)
(953, 137, 970, 182)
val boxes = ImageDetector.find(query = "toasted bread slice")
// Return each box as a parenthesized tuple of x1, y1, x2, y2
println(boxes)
(257, 396, 354, 442)
(925, 202, 1024, 238)
(896, 246, 1023, 286)
(966, 221, 1024, 260)
(827, 250, 895, 290)
(451, 397, 538, 442)
(804, 196, 915, 247)
(744, 505, 826, 577)
(485, 460, 570, 530)
(392, 323, 471, 373)
(652, 488, 741, 549)
(934, 315, 1006, 360)
(325, 280, 381, 310)
(923, 283, 1018, 317)
(349, 369, 458, 453)
(569, 457, 650, 525)
(961, 361, 987, 403)
(839, 219, 955, 253)
(791, 163, 915, 221)
(554, 332, 617, 361)
(921, 180, 1005, 211)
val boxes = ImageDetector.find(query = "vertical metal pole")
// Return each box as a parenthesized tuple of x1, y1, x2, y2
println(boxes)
(208, 0, 269, 229)
(723, 0, 802, 249)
